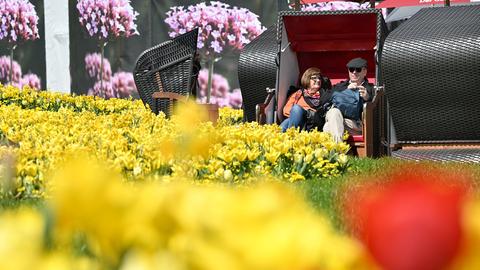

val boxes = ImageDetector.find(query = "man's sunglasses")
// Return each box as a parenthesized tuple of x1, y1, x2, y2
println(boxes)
(348, 67, 363, 73)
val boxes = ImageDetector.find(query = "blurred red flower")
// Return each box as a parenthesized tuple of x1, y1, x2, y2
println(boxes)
(344, 165, 471, 270)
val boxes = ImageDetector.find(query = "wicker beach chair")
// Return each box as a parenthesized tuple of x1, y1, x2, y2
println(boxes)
(238, 9, 389, 157)
(238, 25, 278, 122)
(133, 28, 198, 117)
(383, 5, 480, 162)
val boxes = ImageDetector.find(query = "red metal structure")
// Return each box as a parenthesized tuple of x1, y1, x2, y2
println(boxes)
(376, 0, 470, 8)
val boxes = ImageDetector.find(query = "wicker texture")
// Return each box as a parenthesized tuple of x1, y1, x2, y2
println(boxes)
(382, 6, 480, 143)
(134, 29, 198, 116)
(276, 9, 387, 42)
(371, 88, 389, 156)
(393, 148, 480, 163)
(238, 25, 278, 122)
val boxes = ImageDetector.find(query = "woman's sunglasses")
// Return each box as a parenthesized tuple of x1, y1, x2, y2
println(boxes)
(310, 75, 322, 81)
(348, 67, 363, 73)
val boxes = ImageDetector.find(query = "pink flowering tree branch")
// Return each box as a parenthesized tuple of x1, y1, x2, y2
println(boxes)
(77, 0, 139, 95)
(0, 56, 41, 89)
(85, 53, 137, 99)
(0, 0, 40, 84)
(298, 1, 370, 11)
(196, 68, 242, 109)
(165, 1, 265, 103)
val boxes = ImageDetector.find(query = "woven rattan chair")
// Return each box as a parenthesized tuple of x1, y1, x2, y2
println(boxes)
(238, 25, 278, 122)
(383, 5, 480, 162)
(133, 29, 198, 117)
(238, 10, 389, 158)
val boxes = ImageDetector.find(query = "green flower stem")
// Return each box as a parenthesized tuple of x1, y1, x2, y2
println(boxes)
(99, 41, 107, 94)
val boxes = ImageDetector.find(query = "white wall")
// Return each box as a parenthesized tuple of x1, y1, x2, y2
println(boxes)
(44, 1, 70, 93)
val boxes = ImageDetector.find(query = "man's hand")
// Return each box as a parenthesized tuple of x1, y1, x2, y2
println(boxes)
(347, 82, 358, 89)
(358, 86, 370, 101)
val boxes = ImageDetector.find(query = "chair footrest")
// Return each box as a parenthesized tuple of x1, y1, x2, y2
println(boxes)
(348, 135, 364, 143)
(392, 148, 480, 163)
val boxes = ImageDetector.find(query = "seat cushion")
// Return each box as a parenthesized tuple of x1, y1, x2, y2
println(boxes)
(350, 134, 364, 143)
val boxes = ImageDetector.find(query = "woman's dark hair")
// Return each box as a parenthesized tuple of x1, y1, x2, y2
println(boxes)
(300, 67, 321, 89)
(299, 67, 332, 90)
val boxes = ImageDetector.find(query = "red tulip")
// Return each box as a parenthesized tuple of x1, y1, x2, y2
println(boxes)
(344, 165, 470, 270)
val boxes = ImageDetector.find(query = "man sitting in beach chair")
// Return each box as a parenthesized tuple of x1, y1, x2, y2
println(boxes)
(323, 57, 374, 143)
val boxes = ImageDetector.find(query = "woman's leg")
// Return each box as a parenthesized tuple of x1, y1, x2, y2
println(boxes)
(280, 118, 291, 132)
(323, 107, 344, 143)
(281, 104, 306, 132)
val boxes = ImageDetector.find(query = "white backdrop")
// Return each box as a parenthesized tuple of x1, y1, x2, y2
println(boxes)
(44, 1, 70, 93)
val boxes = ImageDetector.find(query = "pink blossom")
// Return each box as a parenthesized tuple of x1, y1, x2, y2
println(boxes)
(195, 69, 242, 108)
(300, 1, 370, 11)
(87, 80, 115, 99)
(0, 55, 22, 84)
(0, 0, 40, 43)
(77, 0, 139, 40)
(111, 71, 137, 98)
(18, 73, 41, 89)
(165, 1, 265, 58)
(227, 88, 243, 109)
(197, 68, 229, 98)
(84, 52, 112, 81)
(84, 53, 136, 99)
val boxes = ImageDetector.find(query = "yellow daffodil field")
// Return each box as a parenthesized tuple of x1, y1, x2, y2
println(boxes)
(1, 85, 480, 270)
(0, 85, 350, 198)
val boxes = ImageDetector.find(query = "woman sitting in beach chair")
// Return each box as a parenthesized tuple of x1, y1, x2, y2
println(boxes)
(280, 67, 333, 132)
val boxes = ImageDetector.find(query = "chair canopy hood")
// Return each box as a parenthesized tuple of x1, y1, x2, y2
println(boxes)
(279, 9, 382, 82)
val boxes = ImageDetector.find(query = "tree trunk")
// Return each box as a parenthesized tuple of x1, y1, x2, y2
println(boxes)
(206, 58, 214, 104)
(100, 42, 105, 95)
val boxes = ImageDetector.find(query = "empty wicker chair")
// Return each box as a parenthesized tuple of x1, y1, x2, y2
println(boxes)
(383, 5, 480, 162)
(134, 28, 198, 117)
(238, 25, 278, 122)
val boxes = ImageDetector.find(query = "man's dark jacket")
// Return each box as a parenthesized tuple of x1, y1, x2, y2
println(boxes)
(331, 79, 374, 121)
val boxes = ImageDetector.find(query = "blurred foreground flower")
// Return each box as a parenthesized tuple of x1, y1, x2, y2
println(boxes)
(168, 100, 218, 160)
(344, 165, 472, 270)
(46, 158, 372, 269)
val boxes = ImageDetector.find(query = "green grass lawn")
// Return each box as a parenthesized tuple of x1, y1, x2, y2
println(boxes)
(294, 157, 480, 231)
